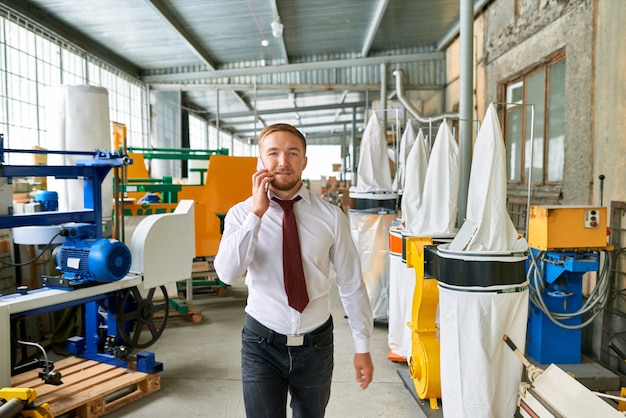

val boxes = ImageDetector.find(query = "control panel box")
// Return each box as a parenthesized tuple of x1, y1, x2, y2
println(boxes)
(528, 205, 607, 250)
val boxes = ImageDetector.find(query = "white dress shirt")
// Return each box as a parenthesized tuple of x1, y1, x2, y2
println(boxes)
(214, 186, 373, 353)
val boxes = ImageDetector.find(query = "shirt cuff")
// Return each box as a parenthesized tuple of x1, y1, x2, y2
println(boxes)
(244, 211, 261, 230)
(353, 338, 370, 354)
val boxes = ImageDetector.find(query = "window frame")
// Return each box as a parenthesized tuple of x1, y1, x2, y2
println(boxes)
(501, 51, 566, 186)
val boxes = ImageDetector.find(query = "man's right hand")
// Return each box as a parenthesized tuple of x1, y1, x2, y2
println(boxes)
(251, 168, 273, 217)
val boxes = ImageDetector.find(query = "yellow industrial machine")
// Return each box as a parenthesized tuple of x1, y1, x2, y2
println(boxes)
(528, 205, 608, 250)
(403, 235, 441, 409)
(0, 387, 53, 418)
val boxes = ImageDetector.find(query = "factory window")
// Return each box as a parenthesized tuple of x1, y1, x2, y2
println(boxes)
(503, 55, 565, 184)
(208, 124, 232, 154)
(186, 113, 208, 184)
(189, 113, 208, 150)
(0, 9, 148, 164)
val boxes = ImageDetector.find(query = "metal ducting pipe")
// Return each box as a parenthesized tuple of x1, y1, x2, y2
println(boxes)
(392, 70, 459, 123)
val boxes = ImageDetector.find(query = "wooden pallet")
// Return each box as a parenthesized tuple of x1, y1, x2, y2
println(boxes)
(164, 301, 203, 326)
(149, 299, 203, 326)
(11, 356, 160, 418)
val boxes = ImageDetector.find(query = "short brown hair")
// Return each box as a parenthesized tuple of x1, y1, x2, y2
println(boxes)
(258, 123, 306, 153)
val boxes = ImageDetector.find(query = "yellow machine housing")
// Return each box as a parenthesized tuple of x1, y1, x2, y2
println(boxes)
(528, 205, 608, 250)
(404, 235, 441, 409)
(0, 387, 53, 417)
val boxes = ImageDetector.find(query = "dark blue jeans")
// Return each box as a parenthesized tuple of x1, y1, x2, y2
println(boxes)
(241, 318, 334, 418)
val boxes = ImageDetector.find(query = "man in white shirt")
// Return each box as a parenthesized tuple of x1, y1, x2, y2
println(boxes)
(214, 123, 374, 418)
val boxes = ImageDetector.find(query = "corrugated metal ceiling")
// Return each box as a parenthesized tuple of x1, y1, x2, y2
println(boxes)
(3, 0, 474, 145)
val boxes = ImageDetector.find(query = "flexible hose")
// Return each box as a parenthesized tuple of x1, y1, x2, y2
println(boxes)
(527, 249, 612, 330)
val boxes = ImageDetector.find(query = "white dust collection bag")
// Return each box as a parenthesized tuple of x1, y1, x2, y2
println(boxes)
(348, 113, 396, 319)
(439, 280, 528, 418)
(352, 114, 392, 193)
(349, 210, 396, 320)
(392, 121, 416, 192)
(449, 103, 526, 253)
(406, 120, 459, 236)
(387, 225, 415, 360)
(388, 127, 426, 359)
(401, 128, 428, 226)
(439, 104, 529, 418)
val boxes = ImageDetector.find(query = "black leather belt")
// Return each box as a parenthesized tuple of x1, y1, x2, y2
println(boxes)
(244, 314, 333, 347)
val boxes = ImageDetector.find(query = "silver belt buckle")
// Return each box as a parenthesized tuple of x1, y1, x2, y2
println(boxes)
(286, 334, 304, 346)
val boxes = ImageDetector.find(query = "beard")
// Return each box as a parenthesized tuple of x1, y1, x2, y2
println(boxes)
(270, 176, 301, 191)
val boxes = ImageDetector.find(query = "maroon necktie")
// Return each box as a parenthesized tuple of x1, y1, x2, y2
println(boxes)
(272, 196, 309, 313)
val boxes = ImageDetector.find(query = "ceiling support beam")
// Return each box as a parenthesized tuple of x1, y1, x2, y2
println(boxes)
(146, 0, 273, 134)
(150, 83, 444, 92)
(436, 0, 491, 51)
(215, 101, 366, 119)
(141, 52, 444, 83)
(361, 0, 389, 57)
(227, 119, 364, 135)
(146, 0, 217, 69)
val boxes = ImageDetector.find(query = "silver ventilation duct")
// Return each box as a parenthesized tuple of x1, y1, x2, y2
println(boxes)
(392, 69, 459, 123)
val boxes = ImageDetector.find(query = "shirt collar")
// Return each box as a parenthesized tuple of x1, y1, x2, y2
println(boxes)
(269, 184, 310, 204)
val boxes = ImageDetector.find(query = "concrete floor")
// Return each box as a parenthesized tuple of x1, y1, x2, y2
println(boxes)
(106, 278, 432, 418)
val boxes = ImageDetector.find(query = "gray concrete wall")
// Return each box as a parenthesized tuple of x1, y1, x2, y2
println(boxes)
(594, 0, 626, 208)
(593, 0, 626, 375)
(483, 0, 594, 205)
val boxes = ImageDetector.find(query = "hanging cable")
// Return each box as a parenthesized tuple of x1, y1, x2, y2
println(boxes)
(0, 231, 62, 267)
(527, 249, 613, 330)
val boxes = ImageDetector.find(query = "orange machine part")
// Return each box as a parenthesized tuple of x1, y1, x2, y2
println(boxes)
(184, 155, 256, 257)
(120, 154, 256, 258)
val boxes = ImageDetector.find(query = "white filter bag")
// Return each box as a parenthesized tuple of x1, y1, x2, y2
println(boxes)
(349, 211, 396, 319)
(401, 129, 428, 226)
(407, 121, 459, 236)
(439, 281, 528, 418)
(392, 121, 416, 192)
(388, 248, 415, 360)
(354, 114, 393, 193)
(449, 103, 525, 252)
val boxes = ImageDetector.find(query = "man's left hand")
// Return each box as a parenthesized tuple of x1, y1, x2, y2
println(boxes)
(354, 352, 374, 389)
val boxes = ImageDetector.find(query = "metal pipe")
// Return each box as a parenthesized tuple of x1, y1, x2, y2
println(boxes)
(392, 70, 459, 123)
(458, 0, 474, 227)
(352, 106, 358, 187)
(0, 397, 26, 417)
(525, 104, 535, 236)
(380, 63, 387, 139)
(599, 174, 605, 206)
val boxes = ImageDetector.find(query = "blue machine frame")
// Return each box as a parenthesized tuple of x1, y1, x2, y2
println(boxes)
(0, 137, 163, 383)
(527, 248, 601, 364)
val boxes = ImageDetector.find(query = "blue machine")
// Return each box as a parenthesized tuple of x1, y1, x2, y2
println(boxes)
(526, 249, 608, 364)
(46, 223, 132, 288)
